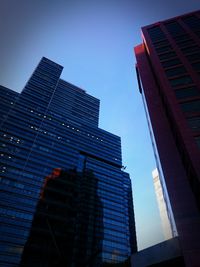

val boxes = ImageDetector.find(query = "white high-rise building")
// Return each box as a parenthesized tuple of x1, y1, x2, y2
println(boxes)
(152, 168, 174, 240)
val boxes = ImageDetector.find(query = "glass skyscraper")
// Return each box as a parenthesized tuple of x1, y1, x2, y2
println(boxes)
(134, 10, 200, 267)
(0, 57, 137, 266)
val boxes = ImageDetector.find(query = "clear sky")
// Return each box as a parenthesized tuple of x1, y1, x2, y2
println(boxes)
(0, 0, 199, 250)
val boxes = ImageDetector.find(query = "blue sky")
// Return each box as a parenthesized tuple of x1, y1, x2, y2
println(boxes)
(0, 0, 199, 250)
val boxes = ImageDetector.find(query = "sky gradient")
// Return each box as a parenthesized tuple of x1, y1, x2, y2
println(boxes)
(0, 0, 200, 250)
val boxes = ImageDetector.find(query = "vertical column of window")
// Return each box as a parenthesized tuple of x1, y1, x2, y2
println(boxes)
(170, 17, 200, 77)
(182, 14, 200, 39)
(158, 22, 200, 109)
(163, 20, 200, 145)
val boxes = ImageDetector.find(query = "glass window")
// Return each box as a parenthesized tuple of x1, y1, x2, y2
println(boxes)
(165, 21, 185, 36)
(155, 45, 172, 54)
(182, 15, 200, 31)
(186, 53, 200, 62)
(154, 39, 170, 48)
(181, 100, 200, 113)
(169, 76, 193, 88)
(159, 52, 177, 61)
(173, 34, 190, 42)
(195, 30, 200, 38)
(147, 26, 166, 43)
(192, 62, 200, 72)
(176, 39, 196, 48)
(195, 136, 200, 148)
(165, 66, 186, 78)
(181, 46, 200, 55)
(187, 117, 200, 131)
(175, 86, 200, 99)
(161, 58, 181, 68)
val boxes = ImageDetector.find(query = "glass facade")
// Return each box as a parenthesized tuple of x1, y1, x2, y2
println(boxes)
(0, 57, 137, 266)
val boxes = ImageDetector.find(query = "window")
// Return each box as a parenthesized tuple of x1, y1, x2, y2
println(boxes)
(192, 62, 200, 72)
(175, 86, 200, 99)
(181, 45, 200, 55)
(153, 39, 170, 48)
(176, 39, 196, 48)
(155, 45, 172, 54)
(195, 31, 200, 38)
(187, 117, 200, 131)
(182, 15, 200, 31)
(165, 21, 185, 36)
(165, 66, 186, 78)
(169, 76, 193, 88)
(186, 53, 200, 62)
(181, 100, 200, 113)
(159, 52, 177, 61)
(195, 136, 200, 148)
(173, 34, 190, 42)
(147, 26, 166, 43)
(161, 58, 181, 68)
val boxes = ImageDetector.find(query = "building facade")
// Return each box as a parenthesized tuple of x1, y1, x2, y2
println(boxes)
(0, 57, 137, 266)
(152, 168, 176, 240)
(134, 10, 200, 267)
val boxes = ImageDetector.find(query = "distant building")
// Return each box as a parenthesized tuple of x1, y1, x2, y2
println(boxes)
(152, 168, 176, 240)
(134, 10, 200, 266)
(0, 57, 137, 266)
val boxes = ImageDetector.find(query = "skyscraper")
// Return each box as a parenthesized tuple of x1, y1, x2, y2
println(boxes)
(152, 168, 175, 240)
(134, 10, 200, 267)
(0, 57, 137, 266)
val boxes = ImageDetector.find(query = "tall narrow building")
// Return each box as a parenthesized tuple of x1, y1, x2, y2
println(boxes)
(134, 10, 200, 267)
(152, 168, 176, 240)
(0, 57, 137, 267)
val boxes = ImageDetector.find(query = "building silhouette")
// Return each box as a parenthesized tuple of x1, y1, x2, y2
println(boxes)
(0, 57, 137, 266)
(134, 10, 200, 266)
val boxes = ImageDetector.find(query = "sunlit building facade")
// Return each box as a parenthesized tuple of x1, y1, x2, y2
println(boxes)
(0, 57, 137, 266)
(152, 168, 175, 240)
(134, 10, 200, 267)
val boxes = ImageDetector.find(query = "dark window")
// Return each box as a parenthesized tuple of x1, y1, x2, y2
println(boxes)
(165, 21, 185, 36)
(155, 45, 172, 54)
(161, 58, 181, 68)
(165, 66, 186, 78)
(187, 117, 200, 131)
(173, 34, 190, 42)
(169, 76, 193, 88)
(147, 26, 166, 43)
(181, 100, 200, 113)
(192, 62, 200, 72)
(186, 53, 200, 62)
(176, 39, 196, 48)
(159, 52, 177, 61)
(175, 86, 200, 99)
(181, 45, 200, 55)
(182, 15, 200, 31)
(195, 136, 200, 148)
(195, 30, 200, 38)
(153, 40, 170, 48)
